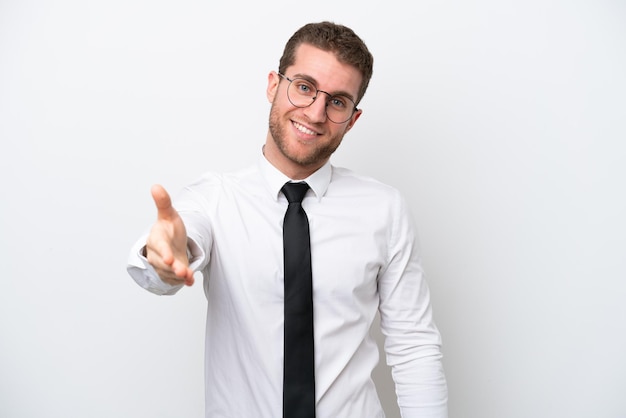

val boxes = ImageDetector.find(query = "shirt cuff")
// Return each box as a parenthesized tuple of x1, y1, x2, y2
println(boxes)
(126, 236, 184, 296)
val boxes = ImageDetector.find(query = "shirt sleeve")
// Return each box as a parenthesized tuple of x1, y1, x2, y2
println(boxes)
(377, 191, 449, 418)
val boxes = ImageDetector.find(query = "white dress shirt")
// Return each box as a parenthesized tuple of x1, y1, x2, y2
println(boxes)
(127, 155, 448, 418)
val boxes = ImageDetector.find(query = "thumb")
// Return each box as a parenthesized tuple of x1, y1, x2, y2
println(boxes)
(151, 184, 177, 221)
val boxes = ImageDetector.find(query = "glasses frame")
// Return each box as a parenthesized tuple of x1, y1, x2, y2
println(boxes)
(277, 73, 358, 124)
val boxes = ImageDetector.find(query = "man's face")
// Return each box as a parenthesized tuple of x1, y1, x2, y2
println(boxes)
(265, 43, 363, 179)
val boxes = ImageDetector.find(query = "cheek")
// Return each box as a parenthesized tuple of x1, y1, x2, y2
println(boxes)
(334, 124, 351, 139)
(269, 90, 294, 115)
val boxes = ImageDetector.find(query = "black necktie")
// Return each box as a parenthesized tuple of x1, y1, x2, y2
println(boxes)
(281, 182, 315, 418)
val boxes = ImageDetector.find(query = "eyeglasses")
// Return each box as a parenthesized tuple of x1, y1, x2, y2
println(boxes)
(278, 73, 358, 124)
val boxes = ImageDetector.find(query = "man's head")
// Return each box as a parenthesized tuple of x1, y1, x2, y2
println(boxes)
(278, 21, 373, 106)
(264, 22, 374, 180)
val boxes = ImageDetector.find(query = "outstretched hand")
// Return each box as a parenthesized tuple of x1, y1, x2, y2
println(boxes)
(145, 184, 195, 286)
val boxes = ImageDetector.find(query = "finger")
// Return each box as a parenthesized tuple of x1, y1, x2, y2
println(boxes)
(150, 184, 177, 221)
(153, 267, 187, 287)
(172, 259, 195, 286)
(149, 250, 194, 287)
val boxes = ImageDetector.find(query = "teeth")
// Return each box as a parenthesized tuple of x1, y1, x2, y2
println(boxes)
(294, 122, 316, 136)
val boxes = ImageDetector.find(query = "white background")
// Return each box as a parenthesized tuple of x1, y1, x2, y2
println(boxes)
(1, 1, 625, 417)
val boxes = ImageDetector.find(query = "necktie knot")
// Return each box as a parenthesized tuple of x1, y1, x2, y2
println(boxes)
(282, 182, 309, 204)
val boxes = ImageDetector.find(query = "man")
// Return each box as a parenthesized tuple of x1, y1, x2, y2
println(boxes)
(128, 21, 448, 417)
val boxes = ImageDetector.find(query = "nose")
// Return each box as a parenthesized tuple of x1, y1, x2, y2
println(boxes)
(303, 92, 329, 123)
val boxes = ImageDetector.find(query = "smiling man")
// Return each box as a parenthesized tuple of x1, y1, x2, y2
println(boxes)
(128, 21, 448, 418)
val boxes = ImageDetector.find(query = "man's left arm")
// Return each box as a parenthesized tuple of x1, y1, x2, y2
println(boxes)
(377, 191, 448, 418)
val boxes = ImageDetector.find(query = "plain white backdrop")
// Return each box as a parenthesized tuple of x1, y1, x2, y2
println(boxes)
(1, 1, 625, 417)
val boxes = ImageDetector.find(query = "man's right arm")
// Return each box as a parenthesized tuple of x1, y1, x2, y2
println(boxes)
(126, 184, 198, 295)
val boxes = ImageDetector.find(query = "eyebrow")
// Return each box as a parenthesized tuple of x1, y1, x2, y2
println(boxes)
(290, 72, 357, 101)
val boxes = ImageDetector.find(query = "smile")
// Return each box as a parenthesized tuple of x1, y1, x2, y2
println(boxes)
(293, 121, 319, 136)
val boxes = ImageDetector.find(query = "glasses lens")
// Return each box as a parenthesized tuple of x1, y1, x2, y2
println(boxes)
(325, 95, 355, 123)
(287, 78, 316, 107)
(286, 77, 356, 123)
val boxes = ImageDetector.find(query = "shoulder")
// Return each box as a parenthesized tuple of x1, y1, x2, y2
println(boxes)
(329, 165, 403, 201)
(186, 164, 258, 192)
(174, 164, 260, 209)
(328, 165, 418, 241)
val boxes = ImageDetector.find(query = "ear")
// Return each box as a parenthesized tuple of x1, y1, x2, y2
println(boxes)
(266, 71, 280, 103)
(344, 109, 363, 133)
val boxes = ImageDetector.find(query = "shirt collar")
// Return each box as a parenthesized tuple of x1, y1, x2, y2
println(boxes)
(258, 151, 331, 203)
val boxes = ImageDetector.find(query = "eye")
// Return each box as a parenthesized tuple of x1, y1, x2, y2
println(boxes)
(294, 79, 315, 96)
(329, 96, 349, 109)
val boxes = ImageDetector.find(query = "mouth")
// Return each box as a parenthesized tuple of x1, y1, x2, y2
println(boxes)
(292, 120, 320, 137)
